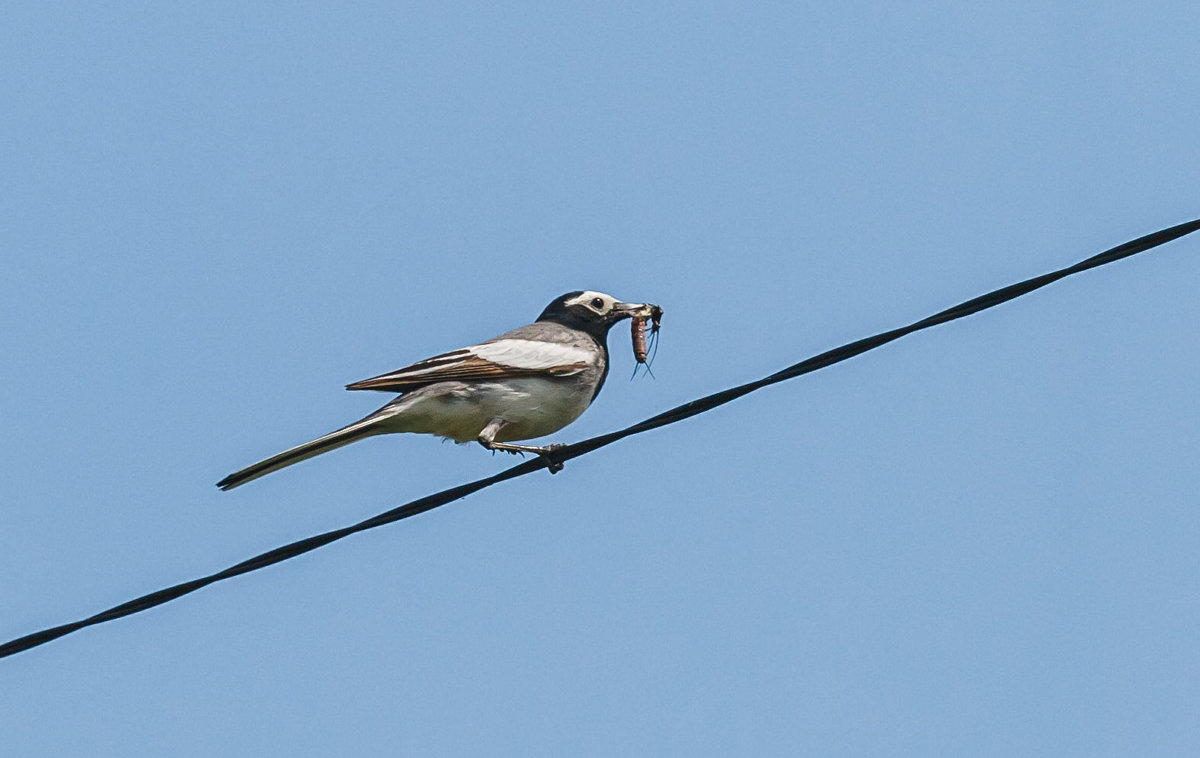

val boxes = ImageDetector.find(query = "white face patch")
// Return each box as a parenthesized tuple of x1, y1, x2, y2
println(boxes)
(564, 290, 620, 316)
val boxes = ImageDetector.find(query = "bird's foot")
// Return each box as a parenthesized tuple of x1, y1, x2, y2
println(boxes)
(538, 443, 567, 474)
(481, 440, 566, 473)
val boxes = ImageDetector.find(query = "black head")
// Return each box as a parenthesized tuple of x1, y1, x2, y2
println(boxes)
(537, 290, 646, 341)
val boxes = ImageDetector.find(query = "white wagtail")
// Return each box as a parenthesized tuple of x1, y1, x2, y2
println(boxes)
(217, 291, 660, 490)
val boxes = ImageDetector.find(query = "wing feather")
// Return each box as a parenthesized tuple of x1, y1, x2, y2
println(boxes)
(346, 340, 592, 393)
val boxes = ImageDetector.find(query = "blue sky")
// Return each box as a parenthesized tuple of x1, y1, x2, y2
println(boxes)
(2, 2, 1198, 755)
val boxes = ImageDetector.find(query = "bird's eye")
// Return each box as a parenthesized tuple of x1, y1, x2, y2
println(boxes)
(591, 297, 605, 309)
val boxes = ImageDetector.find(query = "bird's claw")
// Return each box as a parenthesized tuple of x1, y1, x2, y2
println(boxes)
(539, 444, 566, 474)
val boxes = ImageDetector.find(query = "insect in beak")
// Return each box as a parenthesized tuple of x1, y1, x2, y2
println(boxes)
(630, 305, 663, 379)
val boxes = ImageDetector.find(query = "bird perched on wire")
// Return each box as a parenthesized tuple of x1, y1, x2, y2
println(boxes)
(217, 291, 661, 490)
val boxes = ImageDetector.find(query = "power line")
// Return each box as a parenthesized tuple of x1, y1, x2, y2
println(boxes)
(2, 218, 1198, 661)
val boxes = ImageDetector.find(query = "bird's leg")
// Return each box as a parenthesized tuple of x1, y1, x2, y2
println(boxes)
(477, 419, 509, 457)
(477, 419, 566, 473)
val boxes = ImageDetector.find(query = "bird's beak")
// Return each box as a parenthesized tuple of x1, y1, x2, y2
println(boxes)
(613, 301, 660, 321)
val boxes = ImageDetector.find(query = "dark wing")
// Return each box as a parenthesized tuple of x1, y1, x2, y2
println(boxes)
(346, 339, 593, 393)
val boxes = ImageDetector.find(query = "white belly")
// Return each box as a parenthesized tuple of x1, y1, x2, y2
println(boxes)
(379, 377, 595, 443)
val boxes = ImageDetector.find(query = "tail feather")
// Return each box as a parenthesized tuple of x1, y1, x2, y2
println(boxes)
(216, 417, 385, 491)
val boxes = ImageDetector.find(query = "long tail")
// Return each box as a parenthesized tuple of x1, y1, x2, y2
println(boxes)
(216, 415, 387, 491)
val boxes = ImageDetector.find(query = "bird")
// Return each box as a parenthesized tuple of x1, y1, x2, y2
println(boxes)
(216, 291, 660, 490)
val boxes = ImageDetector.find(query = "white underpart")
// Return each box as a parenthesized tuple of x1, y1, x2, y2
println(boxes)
(379, 376, 595, 443)
(469, 339, 594, 372)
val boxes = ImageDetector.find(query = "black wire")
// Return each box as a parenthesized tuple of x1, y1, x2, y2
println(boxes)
(2, 218, 1197, 661)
